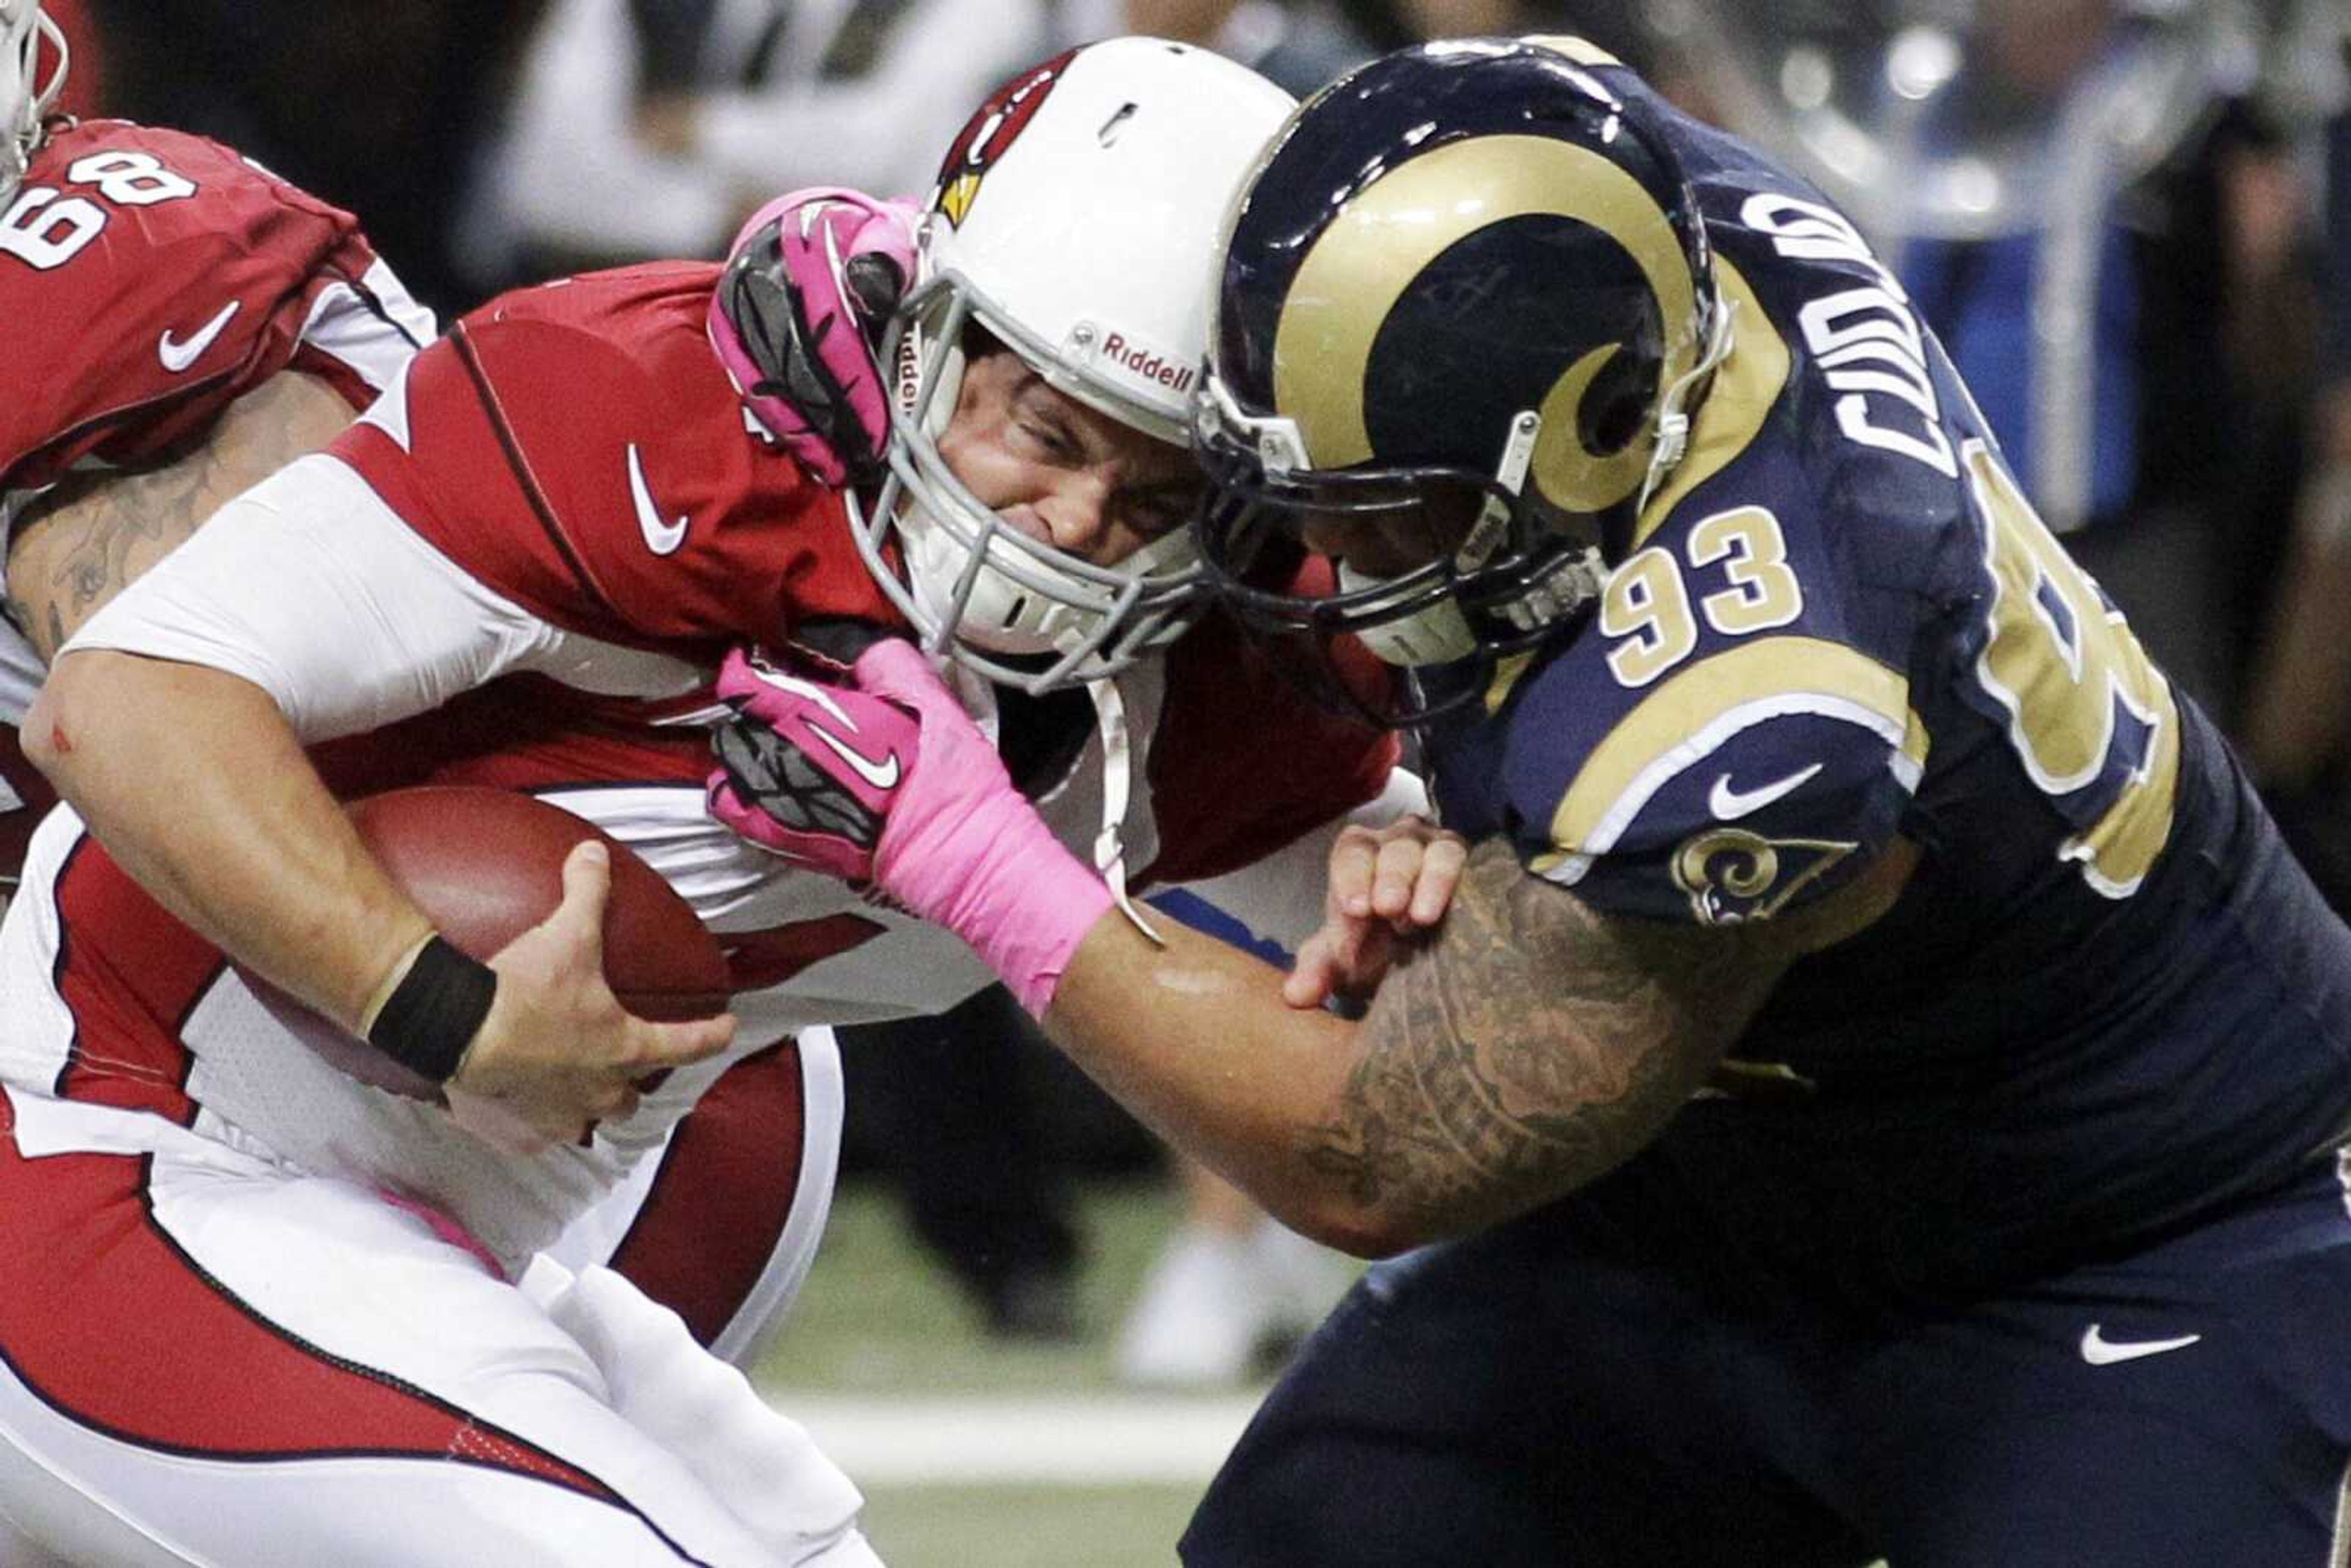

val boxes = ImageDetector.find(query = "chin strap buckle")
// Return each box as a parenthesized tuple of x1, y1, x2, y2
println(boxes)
(1086, 675, 1164, 945)
(1496, 547, 1608, 634)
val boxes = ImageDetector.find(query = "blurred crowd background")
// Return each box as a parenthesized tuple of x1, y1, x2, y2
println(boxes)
(41, 0, 2351, 1389)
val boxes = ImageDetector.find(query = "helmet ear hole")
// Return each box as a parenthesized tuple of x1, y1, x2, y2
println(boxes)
(1576, 347, 1657, 457)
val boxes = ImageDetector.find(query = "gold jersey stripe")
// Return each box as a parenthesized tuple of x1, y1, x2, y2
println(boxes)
(1539, 636, 1922, 863)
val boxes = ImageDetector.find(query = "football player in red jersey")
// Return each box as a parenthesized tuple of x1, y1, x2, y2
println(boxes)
(0, 4, 847, 1386)
(0, 0, 432, 901)
(0, 9, 868, 1561)
(1, 34, 1425, 1565)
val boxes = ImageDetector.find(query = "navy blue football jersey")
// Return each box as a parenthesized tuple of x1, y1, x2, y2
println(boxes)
(1422, 66, 2351, 1305)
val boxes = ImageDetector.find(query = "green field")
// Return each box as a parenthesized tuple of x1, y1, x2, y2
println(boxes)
(752, 1179, 1264, 1566)
(855, 1484, 1202, 1567)
(756, 1177, 1187, 1395)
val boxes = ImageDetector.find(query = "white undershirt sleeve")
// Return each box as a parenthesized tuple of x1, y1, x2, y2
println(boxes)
(64, 452, 564, 743)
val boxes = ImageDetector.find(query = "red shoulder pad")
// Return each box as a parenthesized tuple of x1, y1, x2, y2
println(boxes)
(333, 263, 899, 653)
(0, 121, 378, 495)
(1143, 606, 1401, 885)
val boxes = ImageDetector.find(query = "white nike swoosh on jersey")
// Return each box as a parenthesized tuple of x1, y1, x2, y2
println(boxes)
(157, 301, 243, 373)
(804, 720, 901, 790)
(628, 443, 689, 555)
(1708, 763, 1824, 821)
(2079, 1325, 2203, 1365)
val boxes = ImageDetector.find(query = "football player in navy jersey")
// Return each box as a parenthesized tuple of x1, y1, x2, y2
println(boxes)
(711, 33, 2351, 1566)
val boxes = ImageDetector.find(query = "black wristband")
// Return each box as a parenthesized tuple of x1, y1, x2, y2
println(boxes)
(366, 936, 497, 1085)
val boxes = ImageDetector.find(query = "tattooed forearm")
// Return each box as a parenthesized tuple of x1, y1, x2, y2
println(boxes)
(4, 370, 354, 665)
(1300, 838, 1788, 1238)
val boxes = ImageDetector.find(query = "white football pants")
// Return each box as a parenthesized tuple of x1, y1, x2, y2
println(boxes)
(0, 1088, 879, 1567)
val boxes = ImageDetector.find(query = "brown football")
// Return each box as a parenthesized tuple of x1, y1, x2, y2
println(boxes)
(252, 786, 730, 1100)
(350, 786, 729, 1016)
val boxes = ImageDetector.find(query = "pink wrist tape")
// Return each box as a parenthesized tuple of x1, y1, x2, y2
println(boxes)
(855, 640, 1112, 1014)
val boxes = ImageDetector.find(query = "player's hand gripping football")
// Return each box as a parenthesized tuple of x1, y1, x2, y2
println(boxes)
(710, 187, 918, 486)
(1283, 817, 1469, 1010)
(448, 841, 735, 1149)
(707, 639, 1112, 1015)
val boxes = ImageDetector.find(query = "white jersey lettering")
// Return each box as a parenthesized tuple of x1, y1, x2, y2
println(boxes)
(1746, 194, 1957, 478)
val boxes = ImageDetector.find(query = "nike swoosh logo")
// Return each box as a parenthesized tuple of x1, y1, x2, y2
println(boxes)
(1708, 763, 1823, 820)
(158, 301, 242, 373)
(804, 719, 901, 790)
(2079, 1325, 2203, 1365)
(628, 444, 689, 556)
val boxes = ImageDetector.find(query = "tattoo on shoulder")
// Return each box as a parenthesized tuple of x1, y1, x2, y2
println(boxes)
(1301, 838, 1788, 1236)
(10, 467, 197, 665)
(6, 380, 342, 666)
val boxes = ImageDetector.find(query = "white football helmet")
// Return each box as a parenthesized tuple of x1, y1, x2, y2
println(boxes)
(0, 0, 66, 203)
(849, 37, 1297, 693)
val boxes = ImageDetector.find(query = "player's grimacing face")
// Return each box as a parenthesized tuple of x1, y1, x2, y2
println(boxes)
(936, 349, 1202, 569)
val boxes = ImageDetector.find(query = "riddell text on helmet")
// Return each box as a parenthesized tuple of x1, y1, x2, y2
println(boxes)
(1101, 332, 1196, 394)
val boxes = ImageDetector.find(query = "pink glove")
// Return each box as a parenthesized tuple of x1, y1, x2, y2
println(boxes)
(707, 640, 1112, 1014)
(707, 645, 920, 883)
(708, 187, 920, 486)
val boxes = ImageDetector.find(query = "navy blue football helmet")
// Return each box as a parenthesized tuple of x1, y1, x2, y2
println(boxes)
(1192, 36, 1728, 724)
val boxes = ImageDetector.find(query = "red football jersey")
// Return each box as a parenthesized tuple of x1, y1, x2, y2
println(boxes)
(1147, 607, 1401, 885)
(0, 119, 390, 498)
(332, 262, 893, 658)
